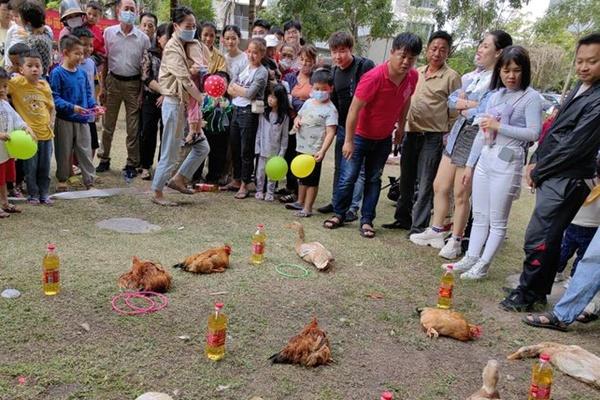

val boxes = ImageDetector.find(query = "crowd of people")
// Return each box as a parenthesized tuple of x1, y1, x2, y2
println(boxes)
(0, 0, 599, 331)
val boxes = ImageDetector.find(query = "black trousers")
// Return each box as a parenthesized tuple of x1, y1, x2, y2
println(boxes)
(138, 93, 163, 170)
(198, 131, 229, 183)
(284, 133, 298, 193)
(230, 106, 258, 184)
(517, 177, 591, 300)
(394, 132, 443, 233)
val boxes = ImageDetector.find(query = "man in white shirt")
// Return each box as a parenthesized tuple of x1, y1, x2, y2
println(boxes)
(96, 0, 150, 178)
(0, 0, 13, 67)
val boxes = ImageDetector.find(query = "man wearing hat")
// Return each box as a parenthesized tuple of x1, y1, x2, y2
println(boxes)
(96, 0, 150, 178)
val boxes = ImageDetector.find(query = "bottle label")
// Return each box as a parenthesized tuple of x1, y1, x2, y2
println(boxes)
(252, 242, 265, 255)
(207, 329, 226, 347)
(44, 270, 60, 284)
(530, 384, 551, 398)
(438, 285, 453, 298)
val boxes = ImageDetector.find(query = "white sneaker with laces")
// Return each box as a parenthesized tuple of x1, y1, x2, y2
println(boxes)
(442, 255, 479, 273)
(438, 237, 462, 259)
(409, 227, 447, 249)
(460, 259, 490, 280)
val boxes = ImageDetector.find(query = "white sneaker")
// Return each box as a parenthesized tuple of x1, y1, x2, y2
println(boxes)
(409, 227, 447, 249)
(461, 260, 490, 280)
(438, 237, 462, 259)
(442, 255, 479, 273)
(554, 272, 566, 282)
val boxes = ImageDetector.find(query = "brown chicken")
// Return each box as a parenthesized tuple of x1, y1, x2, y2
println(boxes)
(417, 307, 482, 341)
(118, 256, 172, 293)
(508, 342, 600, 389)
(269, 317, 332, 367)
(467, 360, 501, 400)
(172, 245, 231, 273)
(286, 222, 334, 270)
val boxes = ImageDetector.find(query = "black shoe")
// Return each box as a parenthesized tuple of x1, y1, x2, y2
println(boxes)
(382, 220, 411, 230)
(317, 203, 334, 214)
(345, 210, 358, 222)
(500, 289, 546, 312)
(96, 160, 110, 173)
(123, 166, 137, 180)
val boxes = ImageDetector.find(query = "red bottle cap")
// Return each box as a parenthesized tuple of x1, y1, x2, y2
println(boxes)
(446, 264, 454, 270)
(540, 353, 550, 362)
(257, 224, 265, 229)
(47, 243, 56, 251)
(381, 392, 393, 400)
(215, 302, 224, 311)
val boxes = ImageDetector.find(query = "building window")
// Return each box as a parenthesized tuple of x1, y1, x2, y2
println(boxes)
(410, 0, 436, 9)
(406, 22, 434, 39)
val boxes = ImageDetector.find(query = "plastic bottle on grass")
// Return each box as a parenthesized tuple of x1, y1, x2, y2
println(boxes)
(250, 224, 266, 265)
(437, 265, 454, 309)
(528, 353, 553, 399)
(42, 244, 60, 295)
(195, 183, 218, 192)
(380, 391, 393, 400)
(206, 302, 227, 361)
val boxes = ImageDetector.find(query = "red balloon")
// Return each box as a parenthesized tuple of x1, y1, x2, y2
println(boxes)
(205, 75, 226, 98)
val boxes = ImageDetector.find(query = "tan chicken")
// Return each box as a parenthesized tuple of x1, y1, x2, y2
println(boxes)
(508, 342, 600, 389)
(118, 256, 172, 293)
(286, 222, 334, 270)
(417, 307, 482, 342)
(467, 360, 501, 400)
(269, 317, 332, 367)
(172, 245, 231, 273)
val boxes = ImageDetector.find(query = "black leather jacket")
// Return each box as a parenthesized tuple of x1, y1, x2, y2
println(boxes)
(531, 80, 600, 185)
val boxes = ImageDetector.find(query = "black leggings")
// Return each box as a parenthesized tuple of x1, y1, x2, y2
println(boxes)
(230, 106, 258, 184)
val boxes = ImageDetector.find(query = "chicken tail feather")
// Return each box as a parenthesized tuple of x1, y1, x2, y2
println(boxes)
(268, 352, 292, 364)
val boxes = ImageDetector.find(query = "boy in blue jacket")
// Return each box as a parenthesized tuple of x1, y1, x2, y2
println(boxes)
(50, 35, 99, 191)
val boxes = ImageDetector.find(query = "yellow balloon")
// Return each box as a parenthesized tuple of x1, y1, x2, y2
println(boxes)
(291, 154, 316, 178)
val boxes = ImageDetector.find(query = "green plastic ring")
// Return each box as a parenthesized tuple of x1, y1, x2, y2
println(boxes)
(275, 263, 310, 278)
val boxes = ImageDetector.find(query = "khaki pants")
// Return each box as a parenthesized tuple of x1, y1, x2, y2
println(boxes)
(98, 74, 141, 167)
(54, 118, 95, 186)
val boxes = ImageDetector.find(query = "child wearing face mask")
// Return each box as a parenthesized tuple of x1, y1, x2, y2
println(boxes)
(287, 68, 337, 217)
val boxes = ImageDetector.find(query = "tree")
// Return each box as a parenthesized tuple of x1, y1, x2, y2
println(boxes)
(259, 0, 398, 53)
(527, 44, 569, 91)
(434, 0, 528, 47)
(157, 0, 215, 22)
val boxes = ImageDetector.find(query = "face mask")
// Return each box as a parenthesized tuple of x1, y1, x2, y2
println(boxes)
(310, 90, 329, 102)
(279, 58, 293, 70)
(119, 10, 136, 25)
(66, 16, 84, 28)
(178, 28, 196, 42)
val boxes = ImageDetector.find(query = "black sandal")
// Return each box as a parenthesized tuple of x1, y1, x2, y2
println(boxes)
(576, 311, 599, 324)
(523, 312, 568, 332)
(323, 216, 343, 229)
(359, 225, 376, 239)
(279, 194, 297, 203)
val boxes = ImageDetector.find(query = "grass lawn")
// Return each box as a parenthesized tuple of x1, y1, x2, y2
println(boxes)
(1, 115, 599, 400)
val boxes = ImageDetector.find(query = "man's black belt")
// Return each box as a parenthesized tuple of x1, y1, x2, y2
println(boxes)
(110, 72, 141, 81)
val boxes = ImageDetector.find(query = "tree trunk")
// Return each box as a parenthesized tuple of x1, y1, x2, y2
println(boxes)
(561, 53, 575, 101)
(248, 0, 256, 35)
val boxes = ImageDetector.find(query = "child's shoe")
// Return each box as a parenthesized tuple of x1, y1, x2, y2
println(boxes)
(264, 193, 274, 202)
(255, 191, 264, 200)
(27, 197, 40, 205)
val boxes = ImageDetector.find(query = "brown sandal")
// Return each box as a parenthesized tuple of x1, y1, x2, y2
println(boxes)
(166, 180, 194, 195)
(2, 204, 21, 213)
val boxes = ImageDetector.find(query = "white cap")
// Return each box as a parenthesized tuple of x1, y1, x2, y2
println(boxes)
(264, 34, 279, 48)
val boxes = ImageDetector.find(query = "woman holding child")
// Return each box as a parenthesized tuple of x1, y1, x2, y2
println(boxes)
(150, 6, 209, 206)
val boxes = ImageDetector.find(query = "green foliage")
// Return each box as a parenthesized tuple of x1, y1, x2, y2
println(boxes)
(259, 0, 398, 45)
(434, 0, 528, 46)
(447, 46, 476, 76)
(157, 0, 216, 23)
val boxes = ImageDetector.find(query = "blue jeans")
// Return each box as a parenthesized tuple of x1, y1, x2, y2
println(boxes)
(554, 227, 600, 324)
(333, 126, 364, 213)
(24, 139, 52, 200)
(333, 135, 391, 226)
(152, 97, 210, 191)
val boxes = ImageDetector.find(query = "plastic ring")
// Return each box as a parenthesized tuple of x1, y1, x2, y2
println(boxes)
(275, 263, 310, 278)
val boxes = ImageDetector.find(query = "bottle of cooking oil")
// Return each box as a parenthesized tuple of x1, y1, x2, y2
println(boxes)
(437, 265, 454, 309)
(250, 224, 266, 265)
(206, 302, 227, 361)
(380, 391, 393, 400)
(42, 243, 60, 295)
(528, 353, 553, 399)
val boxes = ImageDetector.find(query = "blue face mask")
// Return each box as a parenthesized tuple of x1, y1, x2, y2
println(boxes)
(310, 90, 329, 102)
(179, 28, 196, 42)
(119, 10, 136, 25)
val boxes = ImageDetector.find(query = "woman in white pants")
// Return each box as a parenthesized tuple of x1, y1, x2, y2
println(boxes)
(446, 46, 543, 280)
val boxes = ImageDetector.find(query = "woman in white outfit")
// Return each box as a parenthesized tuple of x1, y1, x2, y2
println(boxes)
(445, 46, 543, 279)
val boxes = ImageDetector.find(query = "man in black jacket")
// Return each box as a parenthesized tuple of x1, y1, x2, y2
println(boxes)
(501, 32, 600, 312)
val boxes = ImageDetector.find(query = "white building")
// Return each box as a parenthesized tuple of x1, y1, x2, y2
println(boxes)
(213, 0, 270, 39)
